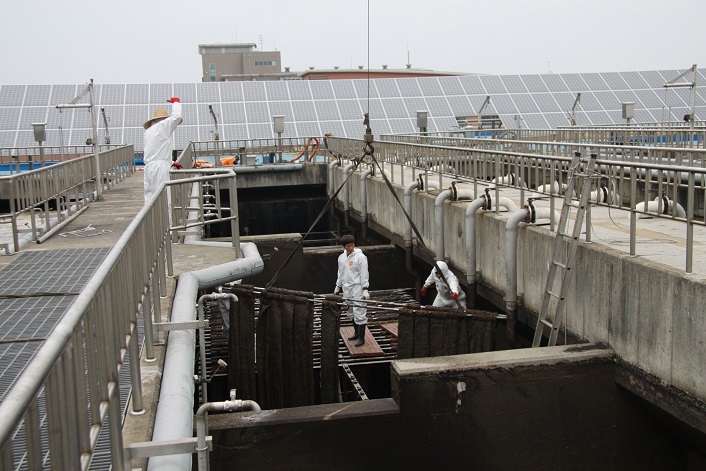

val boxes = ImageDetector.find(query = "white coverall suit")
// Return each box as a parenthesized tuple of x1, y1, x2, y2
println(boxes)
(423, 261, 467, 308)
(143, 102, 182, 203)
(336, 248, 369, 325)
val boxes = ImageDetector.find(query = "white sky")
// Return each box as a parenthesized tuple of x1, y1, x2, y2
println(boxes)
(3, 0, 705, 85)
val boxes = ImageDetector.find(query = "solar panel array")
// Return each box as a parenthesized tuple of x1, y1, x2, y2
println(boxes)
(1, 69, 705, 151)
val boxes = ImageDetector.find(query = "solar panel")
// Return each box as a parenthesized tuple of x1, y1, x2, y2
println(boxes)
(369, 118, 391, 135)
(583, 111, 613, 125)
(314, 100, 341, 121)
(0, 108, 20, 131)
(521, 75, 549, 93)
(15, 130, 35, 147)
(99, 84, 126, 105)
(600, 72, 630, 90)
(663, 87, 690, 107)
(265, 81, 290, 101)
(319, 120, 345, 138)
(123, 127, 143, 149)
(559, 73, 589, 92)
(50, 85, 78, 106)
(640, 70, 670, 88)
(552, 92, 582, 113)
(0, 131, 16, 147)
(222, 102, 246, 124)
(619, 71, 650, 89)
(338, 100, 364, 120)
(310, 81, 335, 100)
(511, 94, 540, 113)
(500, 75, 528, 93)
(533, 94, 562, 113)
(332, 81, 358, 99)
(437, 76, 465, 96)
(124, 105, 149, 127)
(479, 75, 507, 94)
(353, 80, 378, 99)
(288, 101, 315, 121)
(342, 120, 363, 138)
(174, 125, 199, 147)
(374, 79, 400, 98)
(196, 82, 221, 103)
(72, 108, 93, 128)
(458, 75, 486, 95)
(268, 101, 293, 120)
(381, 98, 408, 119)
(418, 77, 444, 96)
(486, 94, 517, 114)
(244, 102, 270, 123)
(294, 121, 321, 138)
(540, 74, 570, 92)
(446, 96, 474, 116)
(633, 89, 665, 109)
(424, 96, 453, 117)
(288, 81, 313, 100)
(202, 103, 222, 128)
(0, 85, 25, 106)
(242, 81, 267, 101)
(47, 108, 72, 131)
(174, 83, 197, 104)
(580, 73, 610, 91)
(402, 97, 428, 118)
(18, 107, 48, 130)
(149, 84, 172, 104)
(591, 90, 620, 110)
(221, 124, 249, 140)
(221, 82, 244, 102)
(544, 112, 572, 128)
(125, 84, 149, 105)
(23, 85, 51, 106)
(520, 113, 550, 129)
(634, 108, 657, 123)
(388, 118, 415, 134)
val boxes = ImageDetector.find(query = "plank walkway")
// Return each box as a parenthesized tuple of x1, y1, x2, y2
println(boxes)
(339, 326, 383, 358)
(380, 322, 398, 337)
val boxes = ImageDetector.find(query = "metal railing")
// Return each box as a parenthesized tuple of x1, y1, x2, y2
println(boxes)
(0, 146, 136, 253)
(0, 166, 240, 469)
(325, 136, 706, 273)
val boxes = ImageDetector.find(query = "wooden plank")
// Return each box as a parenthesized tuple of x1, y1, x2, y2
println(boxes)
(339, 326, 383, 358)
(380, 322, 398, 337)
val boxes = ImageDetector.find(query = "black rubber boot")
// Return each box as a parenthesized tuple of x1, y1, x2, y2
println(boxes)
(348, 323, 359, 340)
(354, 324, 366, 347)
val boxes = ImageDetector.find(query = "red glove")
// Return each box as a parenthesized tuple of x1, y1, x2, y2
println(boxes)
(451, 292, 459, 301)
(420, 286, 427, 297)
(167, 97, 180, 103)
(171, 162, 183, 169)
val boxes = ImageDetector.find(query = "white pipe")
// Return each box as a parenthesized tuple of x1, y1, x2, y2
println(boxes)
(196, 395, 261, 471)
(360, 167, 373, 222)
(530, 181, 574, 199)
(148, 242, 264, 471)
(404, 180, 420, 245)
(453, 189, 475, 201)
(528, 207, 561, 226)
(434, 189, 453, 261)
(492, 173, 527, 188)
(374, 168, 392, 180)
(465, 196, 489, 283)
(505, 208, 530, 315)
(327, 159, 340, 197)
(342, 162, 355, 211)
(635, 197, 686, 218)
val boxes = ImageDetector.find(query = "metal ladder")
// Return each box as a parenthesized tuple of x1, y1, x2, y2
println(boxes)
(532, 152, 597, 347)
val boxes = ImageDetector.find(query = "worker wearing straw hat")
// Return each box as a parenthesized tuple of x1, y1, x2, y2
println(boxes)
(143, 97, 183, 206)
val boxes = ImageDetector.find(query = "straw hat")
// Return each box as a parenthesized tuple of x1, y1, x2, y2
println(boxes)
(144, 108, 169, 129)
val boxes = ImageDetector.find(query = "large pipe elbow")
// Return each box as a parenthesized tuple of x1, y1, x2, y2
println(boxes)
(465, 196, 489, 284)
(360, 168, 373, 222)
(434, 190, 453, 261)
(327, 159, 341, 197)
(505, 208, 530, 314)
(636, 198, 686, 218)
(404, 181, 421, 245)
(528, 207, 560, 226)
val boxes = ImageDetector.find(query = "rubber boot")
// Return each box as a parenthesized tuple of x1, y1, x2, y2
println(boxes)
(354, 324, 366, 347)
(348, 323, 359, 341)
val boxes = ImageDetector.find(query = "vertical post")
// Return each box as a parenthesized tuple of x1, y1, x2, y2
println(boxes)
(89, 80, 103, 200)
(229, 174, 242, 257)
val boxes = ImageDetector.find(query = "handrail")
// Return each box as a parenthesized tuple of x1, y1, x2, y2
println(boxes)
(325, 136, 706, 273)
(0, 146, 135, 253)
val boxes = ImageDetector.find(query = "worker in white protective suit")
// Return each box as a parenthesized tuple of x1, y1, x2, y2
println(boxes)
(421, 261, 466, 309)
(334, 234, 370, 347)
(143, 97, 183, 208)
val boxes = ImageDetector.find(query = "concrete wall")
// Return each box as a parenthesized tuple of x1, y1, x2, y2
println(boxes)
(207, 345, 691, 470)
(330, 164, 706, 404)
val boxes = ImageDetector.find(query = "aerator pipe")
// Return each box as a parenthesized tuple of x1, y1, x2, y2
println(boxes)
(505, 208, 530, 341)
(328, 159, 340, 197)
(360, 167, 373, 222)
(403, 180, 421, 245)
(434, 189, 453, 260)
(635, 197, 686, 218)
(465, 196, 489, 284)
(148, 242, 263, 471)
(196, 394, 261, 471)
(342, 162, 355, 211)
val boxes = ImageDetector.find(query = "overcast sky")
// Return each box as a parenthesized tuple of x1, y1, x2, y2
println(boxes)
(3, 0, 705, 85)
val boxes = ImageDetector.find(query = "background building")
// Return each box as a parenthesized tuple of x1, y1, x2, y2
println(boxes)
(199, 43, 297, 82)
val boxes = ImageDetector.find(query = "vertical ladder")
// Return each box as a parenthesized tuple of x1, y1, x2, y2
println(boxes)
(532, 152, 597, 347)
